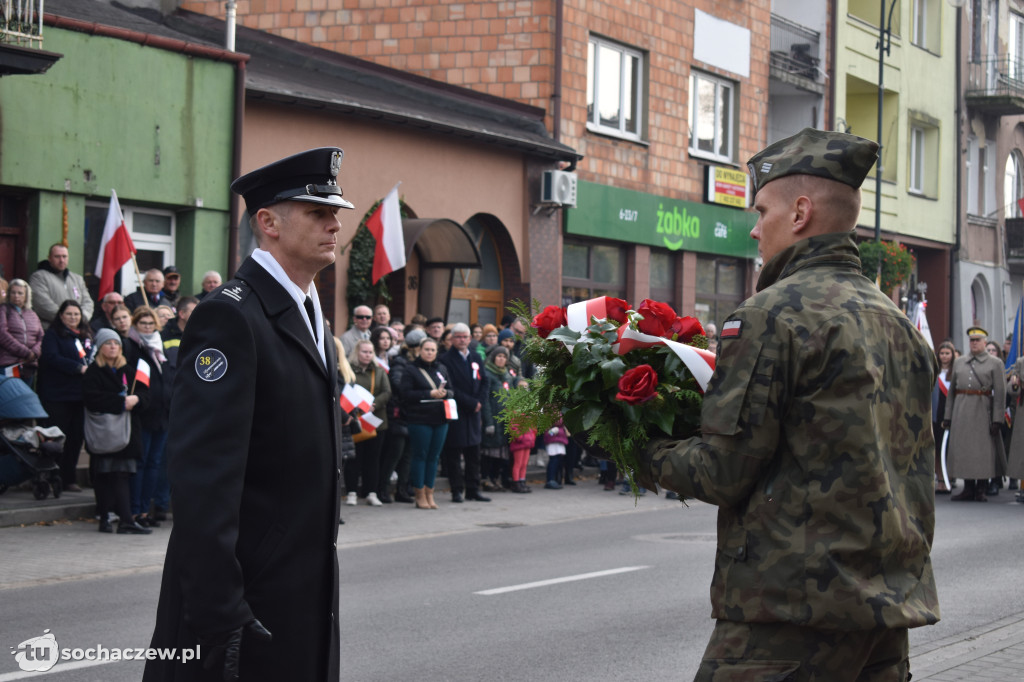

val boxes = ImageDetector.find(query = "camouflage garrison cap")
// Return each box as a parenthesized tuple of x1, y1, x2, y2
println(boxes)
(747, 128, 879, 196)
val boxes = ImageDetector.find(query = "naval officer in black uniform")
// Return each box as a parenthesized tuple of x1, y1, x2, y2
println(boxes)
(144, 148, 353, 682)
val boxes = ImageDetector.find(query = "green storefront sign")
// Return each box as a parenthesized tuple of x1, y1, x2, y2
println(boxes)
(565, 180, 758, 259)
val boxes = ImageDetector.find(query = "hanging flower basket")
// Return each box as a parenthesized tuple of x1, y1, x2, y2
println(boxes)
(858, 240, 915, 296)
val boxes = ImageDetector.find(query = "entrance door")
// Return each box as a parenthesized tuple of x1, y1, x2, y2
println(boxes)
(446, 219, 503, 325)
(84, 202, 175, 301)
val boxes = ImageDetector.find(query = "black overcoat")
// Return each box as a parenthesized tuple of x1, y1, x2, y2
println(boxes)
(439, 347, 485, 448)
(143, 257, 342, 682)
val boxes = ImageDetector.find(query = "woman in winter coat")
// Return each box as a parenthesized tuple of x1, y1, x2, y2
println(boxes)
(381, 329, 426, 504)
(83, 328, 150, 534)
(37, 299, 92, 491)
(0, 279, 44, 386)
(400, 338, 454, 509)
(346, 339, 392, 507)
(126, 306, 168, 527)
(480, 345, 514, 491)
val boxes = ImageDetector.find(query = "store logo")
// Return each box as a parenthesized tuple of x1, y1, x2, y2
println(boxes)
(10, 629, 59, 672)
(656, 203, 701, 250)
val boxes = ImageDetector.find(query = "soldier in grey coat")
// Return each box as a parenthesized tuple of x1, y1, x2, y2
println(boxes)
(942, 327, 1007, 501)
(633, 129, 940, 680)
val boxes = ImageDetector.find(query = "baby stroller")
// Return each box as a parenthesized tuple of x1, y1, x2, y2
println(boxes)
(0, 376, 64, 500)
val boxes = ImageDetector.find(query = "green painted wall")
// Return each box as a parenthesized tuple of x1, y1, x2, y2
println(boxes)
(0, 25, 236, 285)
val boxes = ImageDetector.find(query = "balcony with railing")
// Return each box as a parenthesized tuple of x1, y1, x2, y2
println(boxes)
(965, 56, 1024, 116)
(0, 0, 61, 76)
(770, 13, 825, 94)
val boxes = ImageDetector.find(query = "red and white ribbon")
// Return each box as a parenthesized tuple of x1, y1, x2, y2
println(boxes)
(566, 298, 611, 331)
(564, 297, 716, 392)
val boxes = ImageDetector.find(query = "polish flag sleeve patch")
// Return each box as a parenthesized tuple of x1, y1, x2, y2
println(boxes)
(720, 320, 742, 339)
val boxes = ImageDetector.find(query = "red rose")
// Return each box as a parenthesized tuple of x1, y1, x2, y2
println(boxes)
(669, 315, 705, 343)
(616, 364, 659, 405)
(532, 305, 568, 338)
(635, 299, 678, 337)
(604, 297, 630, 325)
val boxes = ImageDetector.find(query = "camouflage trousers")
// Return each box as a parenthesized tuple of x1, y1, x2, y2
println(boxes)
(694, 620, 910, 682)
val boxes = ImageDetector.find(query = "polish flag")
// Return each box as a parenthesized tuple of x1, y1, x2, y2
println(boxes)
(3, 365, 20, 379)
(135, 358, 151, 387)
(340, 383, 374, 414)
(95, 190, 137, 299)
(358, 411, 383, 432)
(366, 183, 405, 283)
(566, 298, 611, 331)
(443, 398, 458, 420)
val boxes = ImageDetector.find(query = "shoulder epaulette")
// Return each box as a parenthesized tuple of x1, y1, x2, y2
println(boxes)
(217, 280, 251, 304)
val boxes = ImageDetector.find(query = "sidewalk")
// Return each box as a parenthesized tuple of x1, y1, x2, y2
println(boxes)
(4, 475, 1024, 679)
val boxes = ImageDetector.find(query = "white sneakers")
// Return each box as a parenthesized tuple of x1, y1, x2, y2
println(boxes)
(345, 491, 357, 506)
(366, 492, 383, 507)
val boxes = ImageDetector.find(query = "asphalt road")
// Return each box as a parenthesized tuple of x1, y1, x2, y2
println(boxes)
(2, 484, 1024, 681)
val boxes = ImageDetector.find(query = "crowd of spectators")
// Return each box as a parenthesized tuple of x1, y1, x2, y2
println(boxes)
(334, 304, 590, 511)
(1, 244, 213, 534)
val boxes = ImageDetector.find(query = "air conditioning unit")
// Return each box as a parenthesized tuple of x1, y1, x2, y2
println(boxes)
(541, 170, 577, 207)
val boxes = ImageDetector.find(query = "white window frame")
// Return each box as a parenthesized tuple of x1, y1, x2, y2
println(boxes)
(586, 36, 644, 141)
(689, 70, 736, 163)
(909, 125, 925, 194)
(1010, 12, 1024, 81)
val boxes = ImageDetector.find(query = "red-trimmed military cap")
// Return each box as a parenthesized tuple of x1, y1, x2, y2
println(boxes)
(231, 147, 355, 215)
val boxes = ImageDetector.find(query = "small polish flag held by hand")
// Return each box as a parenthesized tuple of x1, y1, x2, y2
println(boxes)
(366, 182, 406, 284)
(95, 190, 137, 299)
(135, 358, 151, 387)
(444, 399, 458, 420)
(3, 365, 20, 379)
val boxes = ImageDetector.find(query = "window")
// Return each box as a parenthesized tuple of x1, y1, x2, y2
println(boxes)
(561, 241, 627, 305)
(694, 256, 744, 332)
(648, 250, 678, 310)
(689, 70, 736, 163)
(909, 126, 925, 194)
(912, 0, 941, 53)
(1006, 151, 1024, 219)
(967, 136, 997, 217)
(1010, 12, 1024, 80)
(586, 36, 644, 141)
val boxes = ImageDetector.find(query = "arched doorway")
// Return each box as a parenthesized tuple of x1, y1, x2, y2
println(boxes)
(448, 215, 513, 327)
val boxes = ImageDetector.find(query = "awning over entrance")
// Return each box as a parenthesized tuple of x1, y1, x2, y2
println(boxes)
(403, 218, 481, 320)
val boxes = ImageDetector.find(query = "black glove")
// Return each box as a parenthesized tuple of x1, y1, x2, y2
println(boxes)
(570, 432, 614, 461)
(201, 618, 272, 682)
(991, 422, 1002, 436)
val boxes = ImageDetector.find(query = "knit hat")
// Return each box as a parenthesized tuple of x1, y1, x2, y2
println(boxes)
(94, 328, 122, 349)
(486, 345, 510, 363)
(498, 329, 515, 343)
(404, 328, 427, 348)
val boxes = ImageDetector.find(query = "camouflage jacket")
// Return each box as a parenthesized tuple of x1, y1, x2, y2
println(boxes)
(641, 231, 940, 630)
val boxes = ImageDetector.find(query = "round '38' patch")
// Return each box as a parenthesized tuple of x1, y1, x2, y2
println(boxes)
(195, 348, 228, 382)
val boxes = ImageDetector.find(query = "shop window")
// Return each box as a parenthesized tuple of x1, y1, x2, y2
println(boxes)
(689, 70, 736, 163)
(648, 250, 678, 310)
(694, 255, 744, 332)
(587, 35, 645, 141)
(561, 241, 626, 305)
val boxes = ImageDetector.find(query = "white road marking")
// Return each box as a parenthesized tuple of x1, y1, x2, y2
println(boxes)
(474, 565, 650, 596)
(0, 659, 117, 681)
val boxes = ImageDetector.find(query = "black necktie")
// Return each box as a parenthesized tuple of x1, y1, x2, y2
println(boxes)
(304, 297, 317, 344)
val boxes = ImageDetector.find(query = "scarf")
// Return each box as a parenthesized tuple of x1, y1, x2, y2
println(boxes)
(129, 327, 166, 368)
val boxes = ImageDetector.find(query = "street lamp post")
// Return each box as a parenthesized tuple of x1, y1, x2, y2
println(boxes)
(875, 0, 899, 242)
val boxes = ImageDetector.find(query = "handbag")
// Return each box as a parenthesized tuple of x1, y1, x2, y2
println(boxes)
(83, 409, 131, 454)
(351, 370, 377, 443)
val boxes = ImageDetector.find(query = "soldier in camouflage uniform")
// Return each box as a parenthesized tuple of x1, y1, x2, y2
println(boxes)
(635, 128, 940, 681)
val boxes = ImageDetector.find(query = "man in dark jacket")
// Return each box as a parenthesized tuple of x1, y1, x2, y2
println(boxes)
(144, 148, 353, 682)
(440, 322, 490, 503)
